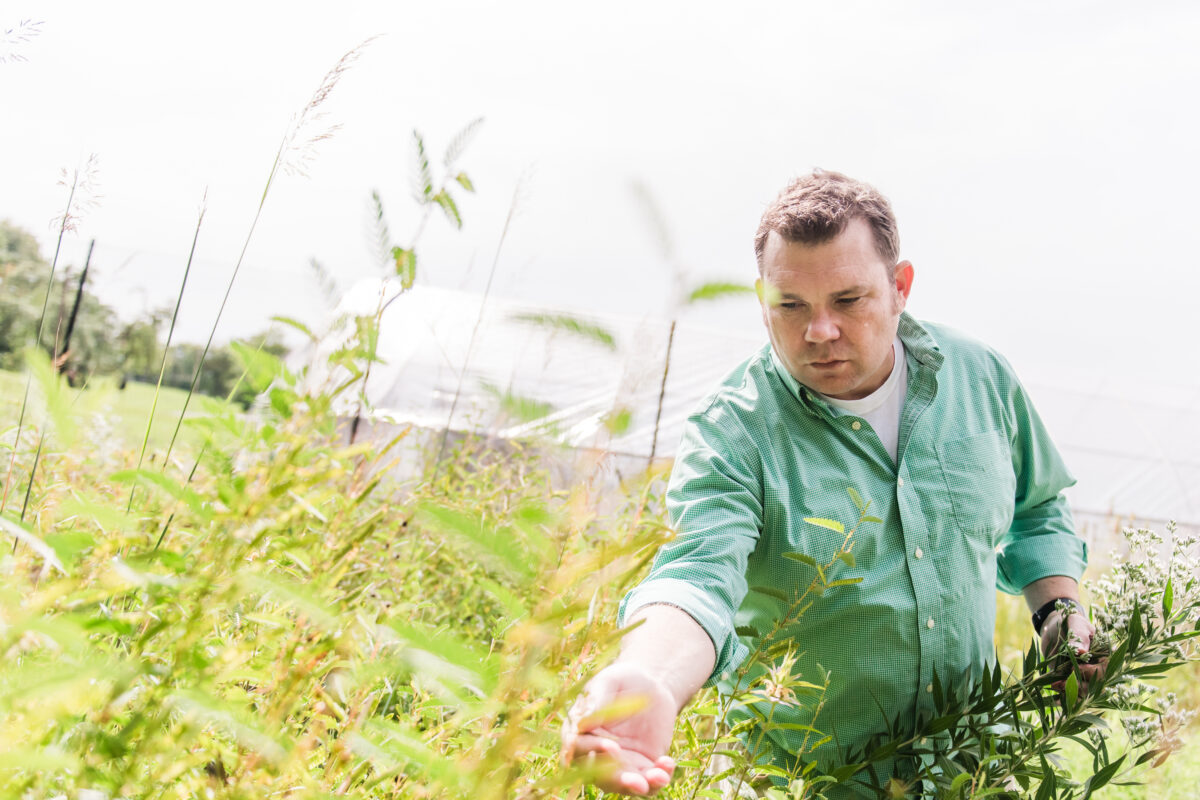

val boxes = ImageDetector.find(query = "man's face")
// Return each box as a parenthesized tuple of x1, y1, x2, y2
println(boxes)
(758, 218, 914, 401)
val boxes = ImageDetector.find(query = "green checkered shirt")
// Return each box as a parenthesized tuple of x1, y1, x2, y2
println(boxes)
(620, 313, 1087, 785)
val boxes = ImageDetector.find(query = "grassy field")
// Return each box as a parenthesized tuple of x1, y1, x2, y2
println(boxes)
(1, 367, 229, 458)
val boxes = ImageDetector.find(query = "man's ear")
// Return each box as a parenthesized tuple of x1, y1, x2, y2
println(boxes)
(893, 261, 914, 308)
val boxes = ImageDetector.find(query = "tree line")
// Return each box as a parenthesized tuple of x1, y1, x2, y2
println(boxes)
(0, 220, 286, 407)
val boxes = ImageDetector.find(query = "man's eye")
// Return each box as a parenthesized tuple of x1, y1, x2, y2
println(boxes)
(778, 302, 800, 311)
(837, 297, 861, 306)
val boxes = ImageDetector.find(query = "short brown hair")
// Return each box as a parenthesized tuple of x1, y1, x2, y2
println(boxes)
(754, 169, 900, 269)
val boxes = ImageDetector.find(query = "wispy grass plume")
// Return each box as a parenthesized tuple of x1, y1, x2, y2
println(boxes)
(162, 39, 375, 467)
(0, 18, 43, 64)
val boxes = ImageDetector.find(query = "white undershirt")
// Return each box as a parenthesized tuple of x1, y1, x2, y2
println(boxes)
(817, 337, 907, 463)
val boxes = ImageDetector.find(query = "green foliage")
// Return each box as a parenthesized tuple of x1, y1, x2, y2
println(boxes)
(510, 312, 618, 350)
(686, 281, 755, 304)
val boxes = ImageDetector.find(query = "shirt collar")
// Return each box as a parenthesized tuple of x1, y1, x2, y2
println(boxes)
(768, 311, 943, 415)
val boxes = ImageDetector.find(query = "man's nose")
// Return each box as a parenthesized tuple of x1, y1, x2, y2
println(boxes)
(805, 309, 839, 343)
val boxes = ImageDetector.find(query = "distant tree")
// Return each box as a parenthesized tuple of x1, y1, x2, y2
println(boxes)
(1, 221, 125, 380)
(116, 309, 170, 380)
(0, 220, 46, 370)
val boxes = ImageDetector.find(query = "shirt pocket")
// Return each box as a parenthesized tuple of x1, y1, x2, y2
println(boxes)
(937, 429, 1016, 544)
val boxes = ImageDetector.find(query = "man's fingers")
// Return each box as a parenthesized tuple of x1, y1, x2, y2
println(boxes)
(569, 733, 621, 760)
(617, 771, 651, 795)
(644, 766, 672, 790)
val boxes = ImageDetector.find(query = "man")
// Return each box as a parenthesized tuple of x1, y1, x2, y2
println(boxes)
(561, 170, 1103, 796)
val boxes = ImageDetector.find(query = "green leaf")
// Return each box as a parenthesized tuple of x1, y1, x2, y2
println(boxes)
(455, 171, 475, 192)
(847, 487, 864, 511)
(110, 469, 212, 522)
(168, 689, 290, 765)
(1082, 754, 1125, 798)
(751, 585, 790, 602)
(392, 246, 417, 289)
(948, 772, 972, 796)
(237, 572, 339, 632)
(861, 515, 884, 524)
(230, 341, 283, 394)
(1163, 577, 1174, 618)
(270, 315, 315, 342)
(442, 116, 484, 168)
(511, 312, 617, 350)
(782, 552, 818, 568)
(432, 189, 462, 229)
(43, 530, 94, 569)
(385, 619, 499, 698)
(825, 577, 863, 588)
(735, 625, 761, 638)
(603, 406, 633, 435)
(835, 551, 856, 568)
(25, 347, 77, 446)
(685, 281, 754, 304)
(416, 502, 533, 581)
(803, 517, 845, 534)
(269, 386, 296, 418)
(479, 381, 554, 424)
(412, 130, 433, 200)
(1065, 671, 1079, 712)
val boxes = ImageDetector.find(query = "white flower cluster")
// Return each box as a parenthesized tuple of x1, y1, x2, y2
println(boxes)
(1086, 523, 1200, 656)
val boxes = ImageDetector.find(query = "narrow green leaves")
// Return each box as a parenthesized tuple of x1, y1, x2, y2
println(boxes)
(510, 312, 617, 350)
(411, 130, 433, 200)
(432, 189, 462, 229)
(685, 281, 754, 304)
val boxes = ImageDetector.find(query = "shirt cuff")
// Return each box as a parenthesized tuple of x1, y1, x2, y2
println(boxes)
(619, 577, 748, 686)
(997, 533, 1089, 595)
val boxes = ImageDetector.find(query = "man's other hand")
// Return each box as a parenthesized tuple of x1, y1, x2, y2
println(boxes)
(561, 663, 678, 796)
(1041, 604, 1108, 695)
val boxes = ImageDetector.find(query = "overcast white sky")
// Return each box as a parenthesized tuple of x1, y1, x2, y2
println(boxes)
(4, 0, 1200, 398)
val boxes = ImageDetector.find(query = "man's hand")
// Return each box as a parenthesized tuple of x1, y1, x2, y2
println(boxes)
(1040, 603, 1108, 695)
(561, 663, 679, 796)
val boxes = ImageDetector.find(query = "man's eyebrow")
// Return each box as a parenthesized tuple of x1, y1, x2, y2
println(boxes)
(774, 285, 873, 301)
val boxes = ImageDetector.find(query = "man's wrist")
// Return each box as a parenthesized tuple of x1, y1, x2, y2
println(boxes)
(1032, 597, 1084, 635)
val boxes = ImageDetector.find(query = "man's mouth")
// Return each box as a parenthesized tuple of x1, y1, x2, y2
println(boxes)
(809, 359, 846, 368)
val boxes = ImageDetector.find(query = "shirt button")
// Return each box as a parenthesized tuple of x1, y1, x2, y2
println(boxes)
(914, 547, 923, 559)
(927, 618, 935, 629)
(851, 420, 862, 431)
(926, 683, 934, 693)
(920, 737, 928, 745)
(897, 477, 905, 488)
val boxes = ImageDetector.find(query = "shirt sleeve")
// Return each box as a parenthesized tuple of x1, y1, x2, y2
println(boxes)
(618, 406, 763, 683)
(995, 361, 1089, 594)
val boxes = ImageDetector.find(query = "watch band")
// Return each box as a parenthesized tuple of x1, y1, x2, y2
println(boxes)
(1032, 597, 1084, 635)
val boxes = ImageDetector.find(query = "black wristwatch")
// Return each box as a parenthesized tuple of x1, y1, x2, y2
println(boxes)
(1032, 597, 1084, 635)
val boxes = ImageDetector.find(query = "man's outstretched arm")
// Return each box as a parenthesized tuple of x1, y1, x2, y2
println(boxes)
(561, 604, 716, 796)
